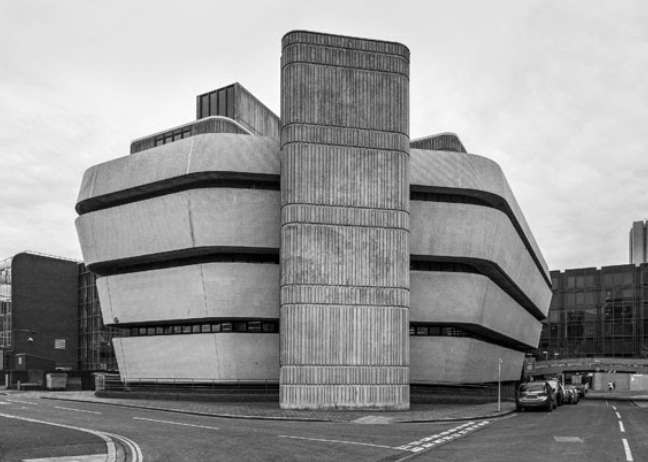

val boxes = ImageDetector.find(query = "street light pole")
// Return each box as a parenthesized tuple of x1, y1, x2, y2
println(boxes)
(498, 357, 503, 412)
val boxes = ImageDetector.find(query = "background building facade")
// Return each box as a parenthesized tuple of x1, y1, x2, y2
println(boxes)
(0, 253, 79, 385)
(630, 220, 648, 265)
(540, 264, 648, 359)
(75, 30, 551, 409)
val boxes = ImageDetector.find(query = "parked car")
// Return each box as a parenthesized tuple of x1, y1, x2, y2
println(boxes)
(517, 381, 555, 412)
(564, 385, 580, 404)
(546, 379, 566, 406)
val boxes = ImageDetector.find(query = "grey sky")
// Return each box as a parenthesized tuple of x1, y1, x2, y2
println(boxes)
(1, 0, 646, 270)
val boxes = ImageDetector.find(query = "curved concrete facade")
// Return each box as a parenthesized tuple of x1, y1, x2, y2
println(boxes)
(411, 337, 524, 384)
(77, 133, 279, 205)
(410, 148, 549, 281)
(75, 30, 551, 410)
(411, 201, 551, 316)
(410, 271, 541, 349)
(114, 334, 279, 383)
(77, 188, 279, 267)
(98, 263, 279, 325)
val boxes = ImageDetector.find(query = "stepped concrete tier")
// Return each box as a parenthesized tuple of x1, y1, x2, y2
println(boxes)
(75, 29, 552, 411)
(279, 31, 410, 410)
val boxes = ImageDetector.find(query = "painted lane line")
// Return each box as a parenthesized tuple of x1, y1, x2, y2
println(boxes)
(622, 438, 634, 461)
(23, 454, 107, 461)
(0, 412, 116, 462)
(612, 405, 617, 410)
(619, 421, 625, 433)
(616, 411, 622, 419)
(278, 434, 398, 450)
(55, 406, 102, 415)
(6, 399, 38, 405)
(133, 416, 219, 430)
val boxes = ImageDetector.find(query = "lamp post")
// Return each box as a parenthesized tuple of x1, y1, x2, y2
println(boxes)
(497, 357, 503, 412)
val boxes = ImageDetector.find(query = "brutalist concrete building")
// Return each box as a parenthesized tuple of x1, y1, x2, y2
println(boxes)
(75, 30, 551, 409)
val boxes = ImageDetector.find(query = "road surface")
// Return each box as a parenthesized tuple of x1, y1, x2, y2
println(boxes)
(0, 395, 645, 461)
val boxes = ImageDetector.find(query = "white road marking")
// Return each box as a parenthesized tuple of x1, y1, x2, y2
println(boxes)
(102, 431, 142, 462)
(622, 438, 634, 461)
(612, 405, 617, 410)
(619, 421, 625, 433)
(0, 412, 116, 462)
(7, 399, 38, 405)
(278, 434, 398, 450)
(55, 406, 102, 415)
(396, 421, 491, 452)
(22, 454, 107, 461)
(553, 436, 583, 443)
(616, 411, 622, 419)
(133, 416, 219, 430)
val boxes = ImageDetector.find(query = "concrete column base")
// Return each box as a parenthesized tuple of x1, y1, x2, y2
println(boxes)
(280, 384, 410, 410)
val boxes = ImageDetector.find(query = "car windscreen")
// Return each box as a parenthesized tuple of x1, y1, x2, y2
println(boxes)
(520, 384, 546, 392)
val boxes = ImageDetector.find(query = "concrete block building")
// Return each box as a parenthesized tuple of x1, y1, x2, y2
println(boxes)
(75, 30, 551, 409)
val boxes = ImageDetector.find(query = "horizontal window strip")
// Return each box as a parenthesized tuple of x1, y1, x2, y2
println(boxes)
(411, 255, 545, 321)
(410, 322, 534, 352)
(411, 184, 550, 288)
(89, 247, 279, 276)
(111, 318, 279, 338)
(75, 172, 280, 215)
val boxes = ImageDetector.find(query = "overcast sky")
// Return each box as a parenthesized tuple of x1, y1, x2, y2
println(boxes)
(1, 0, 646, 270)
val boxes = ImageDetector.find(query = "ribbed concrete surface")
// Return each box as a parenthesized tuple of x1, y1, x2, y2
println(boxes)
(279, 30, 410, 409)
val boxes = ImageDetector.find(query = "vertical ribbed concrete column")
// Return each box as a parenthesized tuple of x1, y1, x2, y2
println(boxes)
(279, 31, 410, 409)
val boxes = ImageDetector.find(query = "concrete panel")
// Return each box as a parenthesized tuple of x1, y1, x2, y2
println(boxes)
(113, 334, 279, 382)
(77, 133, 279, 204)
(280, 30, 410, 410)
(410, 148, 549, 280)
(410, 201, 551, 317)
(410, 271, 541, 348)
(77, 188, 279, 266)
(98, 263, 279, 325)
(410, 337, 524, 384)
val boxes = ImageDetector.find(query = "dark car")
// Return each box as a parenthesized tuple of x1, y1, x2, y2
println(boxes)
(517, 381, 555, 412)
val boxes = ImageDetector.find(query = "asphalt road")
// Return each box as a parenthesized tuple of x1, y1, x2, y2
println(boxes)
(0, 395, 645, 461)
(420, 400, 645, 462)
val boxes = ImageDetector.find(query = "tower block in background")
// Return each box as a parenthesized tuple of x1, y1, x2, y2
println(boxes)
(279, 31, 411, 409)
